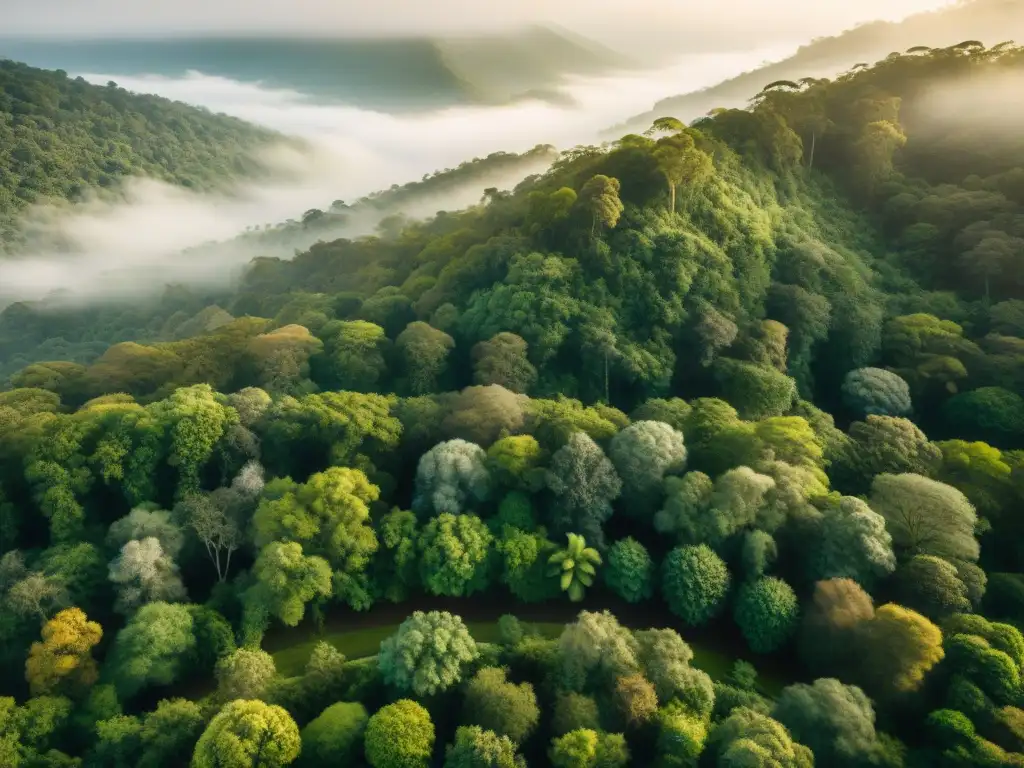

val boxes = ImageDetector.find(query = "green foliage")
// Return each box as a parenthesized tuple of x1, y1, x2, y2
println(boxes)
(662, 545, 731, 626)
(706, 707, 814, 767)
(552, 693, 602, 736)
(418, 513, 494, 597)
(379, 611, 479, 697)
(549, 728, 629, 768)
(251, 541, 333, 627)
(461, 667, 539, 743)
(713, 358, 798, 420)
(772, 679, 883, 768)
(300, 701, 368, 766)
(192, 700, 300, 768)
(734, 577, 800, 653)
(604, 537, 655, 603)
(444, 726, 525, 768)
(547, 533, 602, 602)
(545, 431, 621, 549)
(365, 700, 434, 768)
(107, 602, 196, 700)
(842, 367, 913, 418)
(253, 466, 380, 610)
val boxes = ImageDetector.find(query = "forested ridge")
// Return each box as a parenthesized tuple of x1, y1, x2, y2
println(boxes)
(3, 39, 1024, 768)
(0, 59, 279, 246)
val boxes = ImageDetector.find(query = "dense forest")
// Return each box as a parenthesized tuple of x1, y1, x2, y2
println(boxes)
(0, 59, 279, 246)
(2, 37, 1024, 768)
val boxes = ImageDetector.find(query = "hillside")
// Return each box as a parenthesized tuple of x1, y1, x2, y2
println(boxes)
(0, 26, 635, 111)
(611, 0, 1024, 133)
(4, 35, 1024, 768)
(0, 59, 279, 245)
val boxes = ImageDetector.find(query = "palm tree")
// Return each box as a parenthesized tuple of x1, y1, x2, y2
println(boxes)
(547, 533, 601, 602)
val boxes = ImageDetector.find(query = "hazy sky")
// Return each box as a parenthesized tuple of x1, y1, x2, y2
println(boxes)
(4, 0, 959, 43)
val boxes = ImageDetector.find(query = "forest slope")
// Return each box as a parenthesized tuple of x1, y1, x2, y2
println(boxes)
(611, 0, 1024, 133)
(0, 59, 280, 245)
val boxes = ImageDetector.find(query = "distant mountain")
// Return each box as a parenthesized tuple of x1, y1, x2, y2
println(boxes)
(609, 0, 1024, 135)
(0, 26, 636, 111)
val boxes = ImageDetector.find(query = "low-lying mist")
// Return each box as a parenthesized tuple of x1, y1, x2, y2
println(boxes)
(913, 66, 1024, 133)
(0, 43, 797, 307)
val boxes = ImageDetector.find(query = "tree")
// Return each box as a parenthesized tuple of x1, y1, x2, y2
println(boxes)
(413, 439, 491, 518)
(869, 473, 979, 562)
(654, 471, 714, 544)
(810, 496, 896, 588)
(557, 610, 639, 693)
(138, 698, 205, 768)
(192, 700, 300, 768)
(861, 604, 945, 699)
(547, 533, 602, 602)
(634, 628, 713, 715)
(251, 541, 332, 627)
(320, 319, 389, 392)
(462, 667, 540, 743)
(841, 367, 912, 417)
(799, 578, 875, 677)
(444, 726, 525, 768)
(614, 674, 658, 728)
(300, 701, 368, 766)
(496, 526, 560, 603)
(893, 555, 972, 620)
(772, 679, 883, 768)
(365, 700, 434, 768)
(108, 537, 187, 615)
(840, 416, 942, 491)
(656, 702, 709, 767)
(552, 693, 602, 736)
(7, 572, 67, 623)
(662, 545, 731, 626)
(215, 648, 277, 702)
(695, 303, 740, 367)
(107, 505, 185, 559)
(734, 577, 800, 653)
(545, 432, 622, 549)
(705, 707, 813, 767)
(107, 602, 196, 699)
(549, 729, 629, 768)
(25, 607, 102, 696)
(604, 537, 654, 603)
(182, 491, 243, 583)
(395, 321, 454, 395)
(471, 333, 537, 393)
(700, 467, 776, 546)
(578, 175, 624, 235)
(419, 513, 494, 597)
(253, 466, 380, 610)
(608, 420, 686, 513)
(442, 385, 526, 446)
(374, 507, 420, 603)
(487, 436, 546, 492)
(943, 387, 1024, 446)
(379, 611, 479, 697)
(653, 130, 711, 212)
(712, 358, 797, 420)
